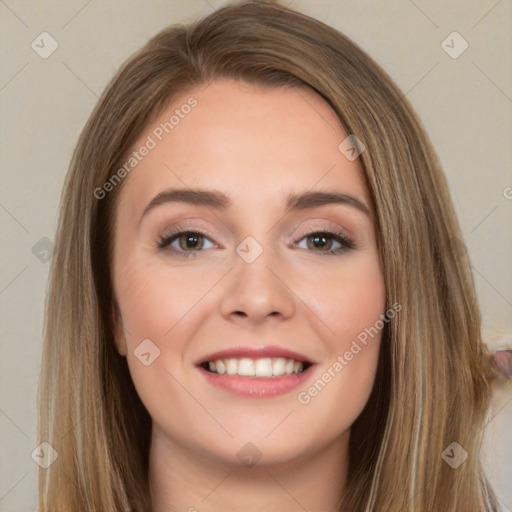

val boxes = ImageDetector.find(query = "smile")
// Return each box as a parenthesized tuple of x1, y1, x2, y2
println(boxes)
(201, 357, 311, 377)
(197, 359, 315, 398)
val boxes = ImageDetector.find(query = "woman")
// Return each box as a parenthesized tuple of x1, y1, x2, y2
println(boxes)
(37, 0, 502, 510)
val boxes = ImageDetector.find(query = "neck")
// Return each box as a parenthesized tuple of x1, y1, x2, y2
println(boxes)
(148, 423, 349, 512)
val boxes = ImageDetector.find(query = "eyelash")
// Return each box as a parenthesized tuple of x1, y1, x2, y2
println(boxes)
(157, 227, 356, 258)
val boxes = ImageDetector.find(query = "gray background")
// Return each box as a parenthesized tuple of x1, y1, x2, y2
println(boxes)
(1, 0, 511, 510)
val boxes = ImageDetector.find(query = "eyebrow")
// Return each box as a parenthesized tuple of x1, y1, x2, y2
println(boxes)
(140, 187, 371, 222)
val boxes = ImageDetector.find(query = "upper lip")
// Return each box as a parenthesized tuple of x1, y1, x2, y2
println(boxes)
(196, 345, 314, 365)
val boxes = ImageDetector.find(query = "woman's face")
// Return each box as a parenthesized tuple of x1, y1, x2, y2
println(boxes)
(111, 79, 386, 466)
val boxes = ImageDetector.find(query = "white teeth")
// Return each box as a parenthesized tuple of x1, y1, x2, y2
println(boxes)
(238, 358, 255, 376)
(205, 357, 305, 377)
(272, 358, 285, 376)
(215, 359, 226, 374)
(226, 358, 238, 375)
(255, 358, 273, 377)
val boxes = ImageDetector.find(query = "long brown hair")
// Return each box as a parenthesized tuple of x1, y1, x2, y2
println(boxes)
(37, 1, 500, 510)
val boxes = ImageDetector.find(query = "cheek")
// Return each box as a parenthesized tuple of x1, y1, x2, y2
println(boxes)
(296, 253, 385, 416)
(309, 252, 386, 343)
(113, 257, 201, 417)
(113, 255, 224, 397)
(115, 255, 217, 340)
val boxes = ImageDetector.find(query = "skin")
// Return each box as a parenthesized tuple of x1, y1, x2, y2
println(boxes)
(111, 79, 386, 512)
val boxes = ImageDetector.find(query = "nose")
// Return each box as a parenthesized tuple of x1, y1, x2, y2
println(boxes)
(219, 244, 296, 325)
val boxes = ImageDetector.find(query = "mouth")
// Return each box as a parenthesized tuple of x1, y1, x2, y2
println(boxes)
(195, 346, 316, 398)
(199, 357, 313, 377)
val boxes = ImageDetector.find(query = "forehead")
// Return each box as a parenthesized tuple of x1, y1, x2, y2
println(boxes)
(117, 78, 369, 215)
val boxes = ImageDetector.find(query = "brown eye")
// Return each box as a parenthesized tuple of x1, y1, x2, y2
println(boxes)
(158, 230, 215, 255)
(178, 232, 204, 251)
(295, 231, 356, 255)
(306, 233, 335, 251)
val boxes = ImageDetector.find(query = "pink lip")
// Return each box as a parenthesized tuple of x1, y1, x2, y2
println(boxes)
(196, 345, 313, 365)
(197, 364, 315, 398)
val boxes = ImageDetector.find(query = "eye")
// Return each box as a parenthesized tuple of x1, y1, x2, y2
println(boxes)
(294, 231, 356, 255)
(157, 228, 356, 258)
(158, 230, 215, 256)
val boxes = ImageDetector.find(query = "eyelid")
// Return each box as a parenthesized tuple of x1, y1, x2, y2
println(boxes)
(291, 219, 353, 241)
(159, 224, 217, 242)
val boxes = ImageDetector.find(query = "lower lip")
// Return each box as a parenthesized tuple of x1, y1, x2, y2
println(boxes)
(197, 365, 315, 398)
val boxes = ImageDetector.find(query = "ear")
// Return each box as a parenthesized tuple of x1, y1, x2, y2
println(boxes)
(111, 300, 127, 357)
